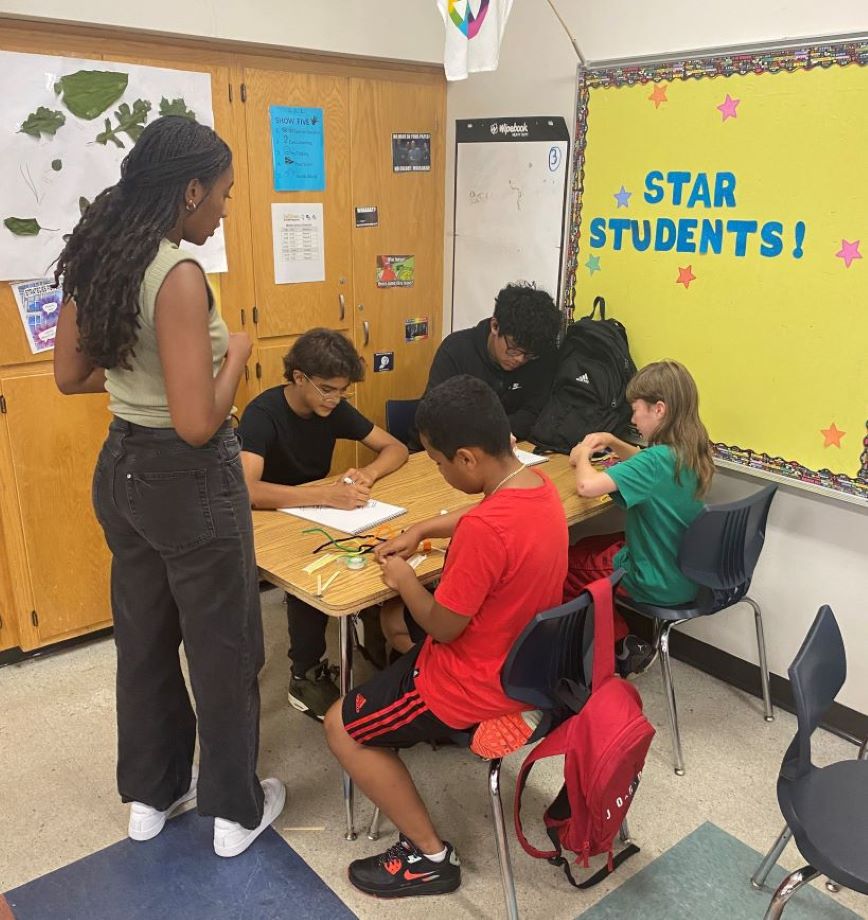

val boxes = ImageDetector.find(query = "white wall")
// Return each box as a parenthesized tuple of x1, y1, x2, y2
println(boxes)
(0, 0, 443, 63)
(446, 0, 868, 715)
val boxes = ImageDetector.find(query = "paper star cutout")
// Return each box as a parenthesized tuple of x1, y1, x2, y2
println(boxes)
(836, 239, 862, 268)
(614, 185, 632, 208)
(717, 94, 740, 121)
(676, 265, 696, 289)
(821, 423, 846, 448)
(585, 254, 601, 275)
(648, 84, 668, 108)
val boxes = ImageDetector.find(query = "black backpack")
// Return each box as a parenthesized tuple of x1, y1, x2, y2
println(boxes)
(530, 298, 636, 454)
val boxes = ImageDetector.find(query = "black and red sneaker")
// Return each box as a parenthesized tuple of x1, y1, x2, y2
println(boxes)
(348, 835, 461, 898)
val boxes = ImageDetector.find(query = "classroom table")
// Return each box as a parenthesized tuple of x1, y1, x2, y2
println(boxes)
(252, 446, 611, 840)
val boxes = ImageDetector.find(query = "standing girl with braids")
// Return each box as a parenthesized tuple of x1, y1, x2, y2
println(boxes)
(53, 116, 285, 857)
(565, 360, 715, 674)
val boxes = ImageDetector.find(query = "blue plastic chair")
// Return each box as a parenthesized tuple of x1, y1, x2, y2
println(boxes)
(368, 572, 627, 920)
(619, 483, 778, 775)
(385, 398, 420, 447)
(750, 605, 868, 917)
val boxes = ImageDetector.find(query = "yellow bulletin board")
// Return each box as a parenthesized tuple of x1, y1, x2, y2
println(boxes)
(564, 41, 868, 503)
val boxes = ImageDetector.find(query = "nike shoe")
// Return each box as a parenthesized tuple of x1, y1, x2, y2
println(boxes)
(288, 660, 340, 720)
(616, 634, 656, 677)
(348, 835, 461, 898)
(128, 766, 198, 841)
(470, 709, 543, 759)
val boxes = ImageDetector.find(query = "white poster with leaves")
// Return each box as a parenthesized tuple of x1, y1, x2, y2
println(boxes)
(0, 52, 226, 280)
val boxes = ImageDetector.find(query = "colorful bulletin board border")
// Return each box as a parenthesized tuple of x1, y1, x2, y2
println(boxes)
(564, 40, 868, 502)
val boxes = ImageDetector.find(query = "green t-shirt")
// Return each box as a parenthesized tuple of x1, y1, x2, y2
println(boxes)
(608, 445, 704, 604)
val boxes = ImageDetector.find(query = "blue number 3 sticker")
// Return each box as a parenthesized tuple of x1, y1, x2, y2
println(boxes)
(548, 146, 562, 171)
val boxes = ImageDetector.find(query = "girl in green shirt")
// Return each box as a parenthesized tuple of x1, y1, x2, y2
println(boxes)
(565, 360, 714, 672)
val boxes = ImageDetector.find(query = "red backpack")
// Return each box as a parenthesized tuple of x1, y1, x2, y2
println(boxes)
(513, 577, 655, 888)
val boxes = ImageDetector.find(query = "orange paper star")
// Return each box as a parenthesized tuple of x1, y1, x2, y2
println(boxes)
(676, 265, 696, 289)
(820, 423, 846, 448)
(648, 84, 668, 108)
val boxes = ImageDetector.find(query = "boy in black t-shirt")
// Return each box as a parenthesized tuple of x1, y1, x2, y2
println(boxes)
(238, 329, 408, 719)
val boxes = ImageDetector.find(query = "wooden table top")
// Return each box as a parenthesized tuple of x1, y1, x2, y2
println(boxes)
(252, 445, 612, 617)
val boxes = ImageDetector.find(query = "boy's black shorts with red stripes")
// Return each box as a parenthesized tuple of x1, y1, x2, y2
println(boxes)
(342, 644, 472, 748)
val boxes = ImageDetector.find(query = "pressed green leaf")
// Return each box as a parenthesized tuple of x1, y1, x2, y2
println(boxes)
(96, 99, 152, 148)
(79, 196, 91, 216)
(4, 217, 42, 236)
(19, 107, 66, 138)
(51, 159, 63, 171)
(55, 70, 129, 120)
(159, 96, 196, 120)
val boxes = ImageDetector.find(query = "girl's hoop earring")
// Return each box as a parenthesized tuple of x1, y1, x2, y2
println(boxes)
(185, 200, 197, 212)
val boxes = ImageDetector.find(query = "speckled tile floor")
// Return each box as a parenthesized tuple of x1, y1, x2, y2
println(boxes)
(1, 587, 865, 919)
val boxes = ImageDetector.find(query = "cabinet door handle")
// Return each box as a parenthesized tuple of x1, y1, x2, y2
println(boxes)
(338, 293, 345, 321)
(362, 320, 370, 346)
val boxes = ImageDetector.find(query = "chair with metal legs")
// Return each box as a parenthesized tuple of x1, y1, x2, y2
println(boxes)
(367, 573, 637, 920)
(619, 483, 778, 775)
(750, 605, 868, 918)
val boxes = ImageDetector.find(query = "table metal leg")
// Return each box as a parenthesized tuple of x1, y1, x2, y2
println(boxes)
(339, 615, 357, 840)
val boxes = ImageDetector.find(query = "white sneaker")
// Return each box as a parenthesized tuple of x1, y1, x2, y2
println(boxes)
(128, 767, 199, 842)
(213, 778, 286, 858)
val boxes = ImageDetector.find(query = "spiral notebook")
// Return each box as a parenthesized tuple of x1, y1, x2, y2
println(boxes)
(279, 500, 407, 536)
(514, 447, 549, 467)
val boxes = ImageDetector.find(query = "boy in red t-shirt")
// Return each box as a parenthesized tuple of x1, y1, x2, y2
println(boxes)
(324, 375, 568, 899)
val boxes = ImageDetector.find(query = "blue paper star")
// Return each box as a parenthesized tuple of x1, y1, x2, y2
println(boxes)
(614, 185, 632, 208)
(585, 254, 601, 275)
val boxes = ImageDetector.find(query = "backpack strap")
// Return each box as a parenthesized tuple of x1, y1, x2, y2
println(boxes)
(586, 576, 616, 692)
(513, 722, 570, 858)
(588, 295, 606, 320)
(550, 842, 641, 889)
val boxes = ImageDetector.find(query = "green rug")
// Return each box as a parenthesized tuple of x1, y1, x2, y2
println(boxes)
(576, 822, 863, 920)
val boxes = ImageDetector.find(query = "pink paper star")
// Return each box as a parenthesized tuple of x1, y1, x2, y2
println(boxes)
(717, 94, 740, 121)
(836, 239, 862, 268)
(676, 266, 696, 289)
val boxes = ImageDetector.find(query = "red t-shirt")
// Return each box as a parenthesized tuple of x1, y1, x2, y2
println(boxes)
(414, 471, 568, 728)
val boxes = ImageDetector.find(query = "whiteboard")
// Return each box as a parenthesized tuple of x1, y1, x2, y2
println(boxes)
(452, 116, 570, 331)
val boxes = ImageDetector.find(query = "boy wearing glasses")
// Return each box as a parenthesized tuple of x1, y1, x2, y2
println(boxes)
(409, 282, 560, 450)
(238, 329, 408, 719)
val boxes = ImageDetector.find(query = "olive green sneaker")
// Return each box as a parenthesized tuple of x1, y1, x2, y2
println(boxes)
(288, 660, 340, 721)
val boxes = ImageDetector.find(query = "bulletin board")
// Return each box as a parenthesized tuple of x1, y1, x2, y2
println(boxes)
(0, 50, 224, 280)
(564, 41, 868, 503)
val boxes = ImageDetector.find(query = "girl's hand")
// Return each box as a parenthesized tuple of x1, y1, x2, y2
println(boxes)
(581, 432, 611, 453)
(227, 331, 253, 364)
(379, 555, 415, 590)
(569, 442, 590, 467)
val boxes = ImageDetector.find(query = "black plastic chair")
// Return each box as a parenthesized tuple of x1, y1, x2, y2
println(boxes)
(385, 398, 420, 447)
(619, 483, 777, 775)
(750, 605, 868, 917)
(368, 572, 629, 920)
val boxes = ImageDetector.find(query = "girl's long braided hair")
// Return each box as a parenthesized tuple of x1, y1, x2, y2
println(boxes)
(54, 116, 232, 370)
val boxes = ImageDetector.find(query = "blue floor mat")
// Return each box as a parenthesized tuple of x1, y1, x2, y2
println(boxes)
(4, 810, 355, 920)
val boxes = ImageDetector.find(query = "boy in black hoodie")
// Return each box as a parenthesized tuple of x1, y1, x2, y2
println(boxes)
(409, 283, 560, 449)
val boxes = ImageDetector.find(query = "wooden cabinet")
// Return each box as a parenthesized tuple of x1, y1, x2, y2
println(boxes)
(0, 19, 444, 654)
(243, 68, 354, 338)
(0, 373, 112, 649)
(348, 77, 444, 431)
